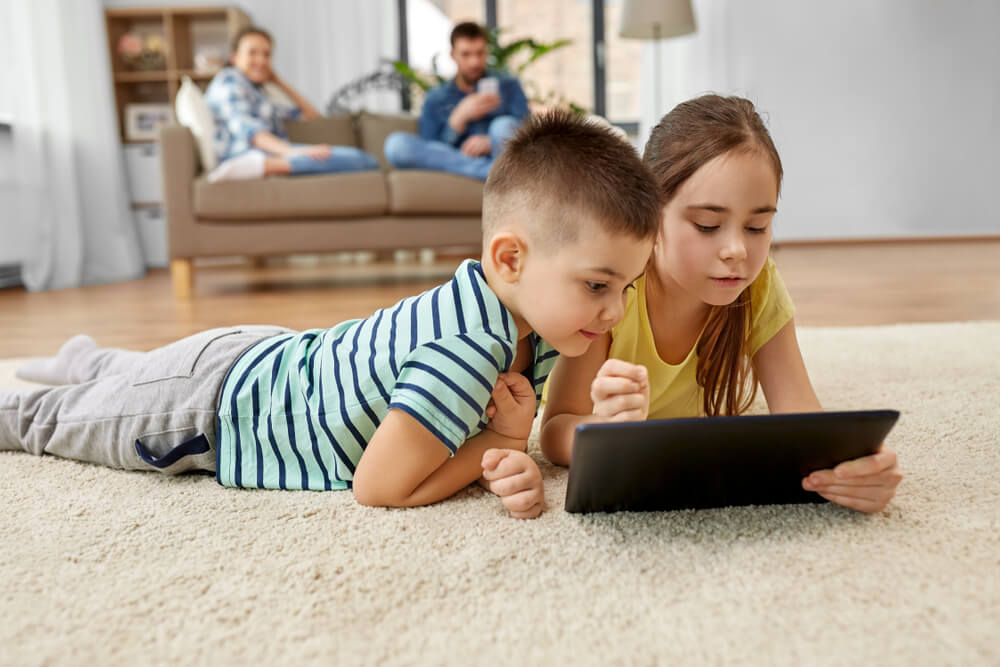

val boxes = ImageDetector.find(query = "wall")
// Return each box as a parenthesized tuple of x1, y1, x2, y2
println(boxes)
(640, 0, 1000, 240)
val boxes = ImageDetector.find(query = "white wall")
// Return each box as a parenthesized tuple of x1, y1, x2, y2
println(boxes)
(640, 0, 1000, 240)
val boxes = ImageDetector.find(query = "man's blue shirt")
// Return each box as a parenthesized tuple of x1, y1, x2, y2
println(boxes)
(419, 73, 529, 146)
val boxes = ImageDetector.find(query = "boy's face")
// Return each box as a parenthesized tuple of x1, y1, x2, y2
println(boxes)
(515, 221, 653, 357)
(654, 150, 777, 307)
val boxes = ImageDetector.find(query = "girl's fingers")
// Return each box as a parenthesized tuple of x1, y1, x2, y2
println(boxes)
(594, 393, 646, 418)
(833, 449, 897, 478)
(805, 467, 902, 488)
(597, 359, 647, 383)
(591, 376, 642, 401)
(818, 491, 886, 514)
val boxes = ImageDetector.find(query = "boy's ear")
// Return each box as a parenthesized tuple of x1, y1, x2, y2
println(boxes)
(487, 231, 526, 284)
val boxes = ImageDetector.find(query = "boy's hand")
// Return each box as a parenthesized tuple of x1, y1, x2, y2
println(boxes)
(484, 371, 536, 443)
(591, 359, 649, 422)
(480, 449, 544, 519)
(802, 446, 902, 513)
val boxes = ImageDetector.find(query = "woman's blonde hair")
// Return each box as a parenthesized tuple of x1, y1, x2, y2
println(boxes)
(643, 94, 783, 416)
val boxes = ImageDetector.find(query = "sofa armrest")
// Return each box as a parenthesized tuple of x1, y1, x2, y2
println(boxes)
(159, 124, 199, 259)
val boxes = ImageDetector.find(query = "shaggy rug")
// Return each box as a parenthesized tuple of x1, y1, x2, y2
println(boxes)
(1, 322, 998, 666)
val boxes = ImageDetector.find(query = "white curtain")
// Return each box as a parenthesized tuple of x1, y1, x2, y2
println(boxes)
(245, 0, 400, 114)
(5, 0, 144, 291)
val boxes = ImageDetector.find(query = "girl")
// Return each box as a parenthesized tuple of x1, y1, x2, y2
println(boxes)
(204, 26, 379, 181)
(540, 94, 902, 513)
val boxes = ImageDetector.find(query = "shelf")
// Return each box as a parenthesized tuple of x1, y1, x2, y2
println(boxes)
(177, 69, 222, 80)
(114, 71, 169, 83)
(105, 6, 249, 143)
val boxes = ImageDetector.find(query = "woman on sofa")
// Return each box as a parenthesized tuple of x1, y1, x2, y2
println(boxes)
(204, 26, 379, 182)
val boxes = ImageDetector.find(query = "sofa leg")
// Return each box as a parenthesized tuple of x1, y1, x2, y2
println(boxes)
(171, 259, 193, 299)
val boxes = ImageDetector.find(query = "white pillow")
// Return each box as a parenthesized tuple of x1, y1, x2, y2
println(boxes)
(175, 76, 217, 172)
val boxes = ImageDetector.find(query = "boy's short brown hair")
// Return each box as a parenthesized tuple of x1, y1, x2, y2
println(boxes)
(483, 110, 661, 248)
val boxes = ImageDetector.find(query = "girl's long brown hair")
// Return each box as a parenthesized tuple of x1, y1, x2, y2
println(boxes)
(643, 95, 783, 416)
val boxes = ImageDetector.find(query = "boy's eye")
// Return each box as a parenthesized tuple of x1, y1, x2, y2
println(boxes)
(746, 225, 768, 234)
(585, 281, 607, 293)
(693, 223, 719, 233)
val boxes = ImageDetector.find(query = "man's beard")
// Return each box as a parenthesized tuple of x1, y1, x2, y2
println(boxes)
(457, 70, 484, 88)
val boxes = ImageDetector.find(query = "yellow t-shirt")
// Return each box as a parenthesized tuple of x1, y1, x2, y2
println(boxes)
(608, 257, 795, 419)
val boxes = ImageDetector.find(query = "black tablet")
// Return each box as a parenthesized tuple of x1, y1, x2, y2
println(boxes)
(564, 410, 900, 513)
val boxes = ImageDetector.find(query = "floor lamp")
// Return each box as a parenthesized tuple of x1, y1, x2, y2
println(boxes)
(619, 0, 697, 119)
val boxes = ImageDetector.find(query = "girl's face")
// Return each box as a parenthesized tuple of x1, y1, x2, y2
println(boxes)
(652, 149, 778, 307)
(232, 33, 272, 84)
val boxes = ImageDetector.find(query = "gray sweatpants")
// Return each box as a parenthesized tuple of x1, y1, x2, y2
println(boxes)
(0, 326, 290, 474)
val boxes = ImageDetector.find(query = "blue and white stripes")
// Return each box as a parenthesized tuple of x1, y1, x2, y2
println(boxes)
(216, 260, 559, 491)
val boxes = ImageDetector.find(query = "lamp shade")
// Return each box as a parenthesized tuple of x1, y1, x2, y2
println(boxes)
(619, 0, 696, 40)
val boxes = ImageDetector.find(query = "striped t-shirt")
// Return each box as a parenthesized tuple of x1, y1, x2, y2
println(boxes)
(215, 259, 558, 491)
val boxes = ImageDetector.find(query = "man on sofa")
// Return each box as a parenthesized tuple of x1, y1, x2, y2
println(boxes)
(383, 22, 530, 181)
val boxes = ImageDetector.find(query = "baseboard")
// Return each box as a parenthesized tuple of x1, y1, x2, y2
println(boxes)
(0, 263, 22, 288)
(772, 234, 1000, 248)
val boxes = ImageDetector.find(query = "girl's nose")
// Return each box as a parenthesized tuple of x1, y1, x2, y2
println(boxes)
(719, 234, 747, 262)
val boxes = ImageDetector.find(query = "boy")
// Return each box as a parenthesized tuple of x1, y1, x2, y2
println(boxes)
(2, 111, 661, 519)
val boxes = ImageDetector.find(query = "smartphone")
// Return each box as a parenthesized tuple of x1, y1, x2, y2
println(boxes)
(477, 77, 499, 96)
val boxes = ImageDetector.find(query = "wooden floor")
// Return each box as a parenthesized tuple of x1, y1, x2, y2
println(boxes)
(1, 240, 998, 357)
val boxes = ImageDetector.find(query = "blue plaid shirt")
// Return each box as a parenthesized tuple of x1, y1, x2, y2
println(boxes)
(204, 66, 301, 161)
(420, 73, 529, 146)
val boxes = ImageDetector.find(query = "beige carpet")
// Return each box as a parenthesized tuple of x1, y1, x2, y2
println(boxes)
(2, 322, 999, 666)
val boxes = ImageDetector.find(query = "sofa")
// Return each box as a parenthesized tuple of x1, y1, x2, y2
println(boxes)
(159, 111, 485, 298)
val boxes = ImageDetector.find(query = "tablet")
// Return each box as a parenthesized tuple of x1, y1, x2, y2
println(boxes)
(564, 409, 900, 513)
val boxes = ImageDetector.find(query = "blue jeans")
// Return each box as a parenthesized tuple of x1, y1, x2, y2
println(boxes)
(383, 115, 522, 181)
(286, 145, 380, 175)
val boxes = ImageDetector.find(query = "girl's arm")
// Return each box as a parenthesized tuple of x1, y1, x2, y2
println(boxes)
(270, 73, 321, 120)
(539, 334, 612, 466)
(753, 318, 902, 513)
(752, 318, 822, 413)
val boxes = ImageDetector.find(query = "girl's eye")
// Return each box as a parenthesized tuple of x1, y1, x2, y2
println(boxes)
(746, 226, 768, 234)
(585, 281, 607, 293)
(693, 223, 719, 233)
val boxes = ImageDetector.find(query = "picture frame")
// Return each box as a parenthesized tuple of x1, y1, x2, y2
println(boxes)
(124, 103, 174, 141)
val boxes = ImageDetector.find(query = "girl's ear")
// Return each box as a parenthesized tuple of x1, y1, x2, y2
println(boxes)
(487, 231, 526, 284)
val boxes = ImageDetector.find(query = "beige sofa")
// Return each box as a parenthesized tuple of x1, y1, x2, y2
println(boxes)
(159, 112, 485, 298)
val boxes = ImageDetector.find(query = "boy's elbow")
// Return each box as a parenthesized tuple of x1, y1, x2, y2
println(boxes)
(352, 474, 415, 508)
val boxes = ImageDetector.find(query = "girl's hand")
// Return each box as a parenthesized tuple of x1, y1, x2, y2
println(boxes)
(480, 449, 544, 519)
(591, 359, 649, 422)
(484, 372, 537, 443)
(802, 447, 902, 513)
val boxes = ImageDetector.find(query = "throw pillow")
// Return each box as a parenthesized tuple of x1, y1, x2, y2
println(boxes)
(175, 76, 217, 172)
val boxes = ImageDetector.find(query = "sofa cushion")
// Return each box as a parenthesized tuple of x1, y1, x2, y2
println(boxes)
(285, 114, 359, 148)
(357, 111, 419, 169)
(194, 171, 388, 221)
(386, 170, 483, 215)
